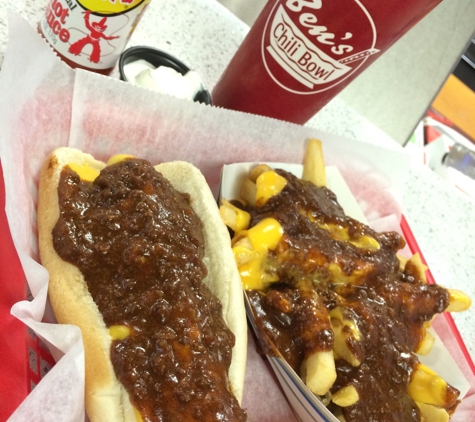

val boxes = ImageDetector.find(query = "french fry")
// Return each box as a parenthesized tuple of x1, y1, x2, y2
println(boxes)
(232, 245, 256, 267)
(416, 402, 450, 422)
(220, 151, 472, 421)
(415, 327, 435, 356)
(249, 164, 273, 182)
(232, 235, 253, 250)
(301, 350, 337, 396)
(302, 138, 326, 187)
(240, 178, 257, 206)
(330, 307, 363, 367)
(219, 199, 250, 233)
(332, 309, 361, 340)
(331, 385, 359, 407)
(445, 289, 472, 312)
(405, 253, 428, 283)
(408, 363, 457, 409)
(331, 319, 362, 367)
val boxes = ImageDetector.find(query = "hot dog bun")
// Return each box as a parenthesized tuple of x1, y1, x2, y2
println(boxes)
(37, 147, 247, 421)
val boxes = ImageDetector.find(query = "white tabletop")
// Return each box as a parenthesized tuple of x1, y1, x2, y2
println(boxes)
(1, 0, 474, 365)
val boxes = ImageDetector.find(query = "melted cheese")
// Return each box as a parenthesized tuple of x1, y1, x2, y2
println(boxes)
(134, 407, 144, 422)
(109, 325, 131, 340)
(67, 154, 134, 183)
(328, 262, 373, 285)
(67, 163, 100, 182)
(234, 206, 251, 233)
(107, 154, 135, 166)
(232, 218, 283, 290)
(255, 171, 287, 205)
(319, 222, 380, 250)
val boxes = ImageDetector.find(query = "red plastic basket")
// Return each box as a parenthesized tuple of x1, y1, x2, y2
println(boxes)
(1, 164, 474, 420)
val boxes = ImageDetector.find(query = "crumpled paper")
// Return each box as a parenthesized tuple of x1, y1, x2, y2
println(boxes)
(1, 11, 473, 422)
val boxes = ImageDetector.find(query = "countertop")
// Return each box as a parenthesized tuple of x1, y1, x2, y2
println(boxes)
(1, 0, 474, 378)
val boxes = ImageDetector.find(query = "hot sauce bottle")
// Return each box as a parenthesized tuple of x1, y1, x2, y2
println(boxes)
(38, 0, 151, 75)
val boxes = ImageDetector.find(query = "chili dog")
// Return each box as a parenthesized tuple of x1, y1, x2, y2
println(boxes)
(37, 147, 247, 422)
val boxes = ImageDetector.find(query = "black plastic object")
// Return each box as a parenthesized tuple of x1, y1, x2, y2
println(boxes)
(119, 46, 212, 105)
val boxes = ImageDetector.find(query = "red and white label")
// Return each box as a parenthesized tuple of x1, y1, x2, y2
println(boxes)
(40, 0, 150, 70)
(262, 0, 379, 94)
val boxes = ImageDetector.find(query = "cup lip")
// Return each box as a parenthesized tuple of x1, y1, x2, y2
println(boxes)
(118, 46, 212, 105)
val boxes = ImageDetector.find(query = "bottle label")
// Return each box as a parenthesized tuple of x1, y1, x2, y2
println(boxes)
(262, 0, 380, 94)
(40, 0, 150, 70)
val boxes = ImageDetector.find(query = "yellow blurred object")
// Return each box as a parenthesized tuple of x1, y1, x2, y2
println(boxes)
(330, 307, 362, 341)
(319, 222, 380, 250)
(416, 402, 449, 422)
(415, 328, 435, 356)
(332, 385, 359, 407)
(109, 325, 131, 341)
(446, 289, 472, 312)
(232, 218, 283, 290)
(330, 307, 362, 367)
(245, 218, 283, 251)
(107, 154, 134, 166)
(219, 199, 251, 233)
(302, 138, 326, 187)
(408, 363, 449, 407)
(67, 163, 100, 182)
(232, 244, 257, 266)
(249, 164, 273, 182)
(328, 262, 372, 285)
(134, 407, 144, 422)
(397, 254, 409, 271)
(235, 253, 279, 290)
(255, 171, 287, 205)
(240, 178, 257, 206)
(302, 350, 337, 396)
(432, 74, 475, 142)
(405, 253, 428, 283)
(232, 236, 253, 250)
